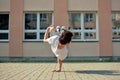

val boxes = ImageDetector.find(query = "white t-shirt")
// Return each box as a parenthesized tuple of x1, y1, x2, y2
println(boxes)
(48, 35, 68, 60)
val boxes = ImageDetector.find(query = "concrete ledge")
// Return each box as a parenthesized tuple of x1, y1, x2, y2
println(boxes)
(0, 57, 56, 62)
(0, 56, 120, 62)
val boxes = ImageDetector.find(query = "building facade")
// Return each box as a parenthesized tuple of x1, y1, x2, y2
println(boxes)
(0, 0, 120, 61)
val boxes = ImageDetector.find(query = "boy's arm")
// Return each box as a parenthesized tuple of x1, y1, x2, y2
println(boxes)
(43, 27, 49, 43)
(43, 25, 55, 43)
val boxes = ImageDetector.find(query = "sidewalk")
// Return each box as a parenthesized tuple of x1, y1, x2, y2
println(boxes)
(0, 62, 120, 80)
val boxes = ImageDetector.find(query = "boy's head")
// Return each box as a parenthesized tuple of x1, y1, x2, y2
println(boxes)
(59, 30, 73, 45)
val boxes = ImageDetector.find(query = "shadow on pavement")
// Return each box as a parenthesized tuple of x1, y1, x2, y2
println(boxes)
(75, 70, 120, 76)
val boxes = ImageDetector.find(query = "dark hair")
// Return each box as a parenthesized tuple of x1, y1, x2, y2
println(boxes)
(59, 30, 73, 45)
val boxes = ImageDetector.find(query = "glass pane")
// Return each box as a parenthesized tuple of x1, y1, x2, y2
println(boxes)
(0, 33, 8, 39)
(84, 32, 96, 39)
(25, 14, 37, 30)
(25, 32, 37, 39)
(72, 32, 81, 39)
(112, 12, 120, 30)
(84, 13, 96, 30)
(69, 13, 81, 30)
(0, 14, 9, 30)
(112, 32, 120, 39)
(40, 33, 45, 39)
(40, 13, 52, 29)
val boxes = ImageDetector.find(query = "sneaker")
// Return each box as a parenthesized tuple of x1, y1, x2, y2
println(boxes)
(56, 26, 61, 33)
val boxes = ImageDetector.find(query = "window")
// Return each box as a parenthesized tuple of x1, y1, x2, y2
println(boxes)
(112, 12, 120, 41)
(24, 12, 52, 41)
(68, 12, 98, 41)
(0, 14, 9, 41)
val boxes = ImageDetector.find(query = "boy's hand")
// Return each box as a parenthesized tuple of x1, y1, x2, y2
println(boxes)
(47, 25, 55, 32)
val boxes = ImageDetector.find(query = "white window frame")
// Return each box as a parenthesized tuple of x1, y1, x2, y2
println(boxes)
(68, 12, 98, 41)
(23, 12, 53, 41)
(0, 13, 9, 41)
(112, 12, 120, 41)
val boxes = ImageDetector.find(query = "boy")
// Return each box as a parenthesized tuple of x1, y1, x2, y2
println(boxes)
(43, 25, 73, 72)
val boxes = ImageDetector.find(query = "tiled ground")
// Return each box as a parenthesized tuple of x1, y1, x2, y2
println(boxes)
(0, 62, 120, 80)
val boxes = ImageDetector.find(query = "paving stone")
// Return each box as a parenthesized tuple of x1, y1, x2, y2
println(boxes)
(0, 62, 120, 80)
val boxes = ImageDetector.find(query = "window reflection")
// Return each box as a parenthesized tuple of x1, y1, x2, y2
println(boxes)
(112, 32, 120, 39)
(40, 13, 52, 29)
(112, 12, 120, 40)
(0, 14, 9, 30)
(84, 32, 96, 39)
(112, 12, 120, 30)
(25, 32, 37, 39)
(72, 32, 81, 39)
(40, 33, 45, 39)
(0, 33, 8, 39)
(25, 14, 37, 30)
(69, 13, 81, 30)
(84, 13, 96, 30)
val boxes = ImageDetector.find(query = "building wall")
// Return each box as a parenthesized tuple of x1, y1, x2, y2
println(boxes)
(9, 0, 23, 57)
(0, 0, 10, 11)
(0, 0, 120, 58)
(23, 42, 99, 57)
(0, 43, 9, 56)
(98, 0, 113, 56)
(0, 0, 10, 57)
(113, 42, 120, 56)
(68, 0, 98, 11)
(24, 0, 54, 11)
(54, 0, 68, 26)
(69, 43, 99, 57)
(23, 42, 53, 57)
(111, 0, 120, 11)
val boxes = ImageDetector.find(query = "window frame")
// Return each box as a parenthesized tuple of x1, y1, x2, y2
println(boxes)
(23, 12, 53, 41)
(68, 12, 99, 42)
(0, 13, 9, 41)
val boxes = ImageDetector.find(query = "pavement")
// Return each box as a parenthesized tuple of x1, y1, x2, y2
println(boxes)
(0, 62, 120, 80)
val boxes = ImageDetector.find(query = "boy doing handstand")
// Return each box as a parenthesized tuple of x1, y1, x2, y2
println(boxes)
(43, 25, 73, 72)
